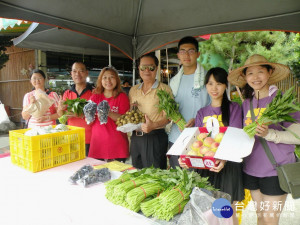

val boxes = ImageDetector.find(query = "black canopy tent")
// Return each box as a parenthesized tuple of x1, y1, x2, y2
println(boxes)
(0, 0, 299, 82)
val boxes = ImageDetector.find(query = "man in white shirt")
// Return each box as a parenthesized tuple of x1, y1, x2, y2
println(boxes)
(169, 36, 211, 168)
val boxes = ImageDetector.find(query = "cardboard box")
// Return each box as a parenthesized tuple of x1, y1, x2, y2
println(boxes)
(167, 126, 255, 169)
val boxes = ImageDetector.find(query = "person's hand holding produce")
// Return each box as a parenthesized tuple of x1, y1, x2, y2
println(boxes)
(255, 124, 269, 138)
(184, 118, 195, 128)
(58, 95, 67, 111)
(209, 159, 226, 173)
(178, 158, 189, 169)
(29, 95, 36, 104)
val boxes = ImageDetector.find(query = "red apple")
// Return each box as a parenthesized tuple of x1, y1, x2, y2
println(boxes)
(211, 142, 220, 152)
(192, 140, 203, 148)
(197, 133, 208, 141)
(203, 137, 215, 147)
(199, 146, 210, 155)
(204, 150, 215, 157)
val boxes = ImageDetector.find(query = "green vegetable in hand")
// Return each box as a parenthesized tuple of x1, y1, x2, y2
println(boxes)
(244, 87, 300, 138)
(64, 98, 88, 116)
(58, 114, 68, 125)
(156, 89, 186, 130)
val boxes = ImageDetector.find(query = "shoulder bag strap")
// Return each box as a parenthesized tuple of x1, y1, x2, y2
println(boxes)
(249, 99, 278, 168)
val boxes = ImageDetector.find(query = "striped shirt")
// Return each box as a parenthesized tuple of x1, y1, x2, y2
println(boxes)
(23, 90, 59, 128)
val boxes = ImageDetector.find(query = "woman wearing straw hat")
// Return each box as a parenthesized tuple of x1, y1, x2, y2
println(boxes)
(228, 54, 300, 225)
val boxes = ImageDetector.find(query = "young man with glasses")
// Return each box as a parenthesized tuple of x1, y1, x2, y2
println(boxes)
(129, 53, 172, 169)
(168, 36, 211, 168)
(58, 62, 94, 156)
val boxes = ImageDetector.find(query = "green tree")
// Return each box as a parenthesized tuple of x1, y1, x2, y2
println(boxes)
(0, 36, 13, 70)
(289, 33, 300, 83)
(199, 31, 300, 74)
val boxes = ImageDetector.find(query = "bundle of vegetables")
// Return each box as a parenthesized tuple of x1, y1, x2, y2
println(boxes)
(156, 89, 186, 130)
(110, 176, 156, 205)
(140, 169, 214, 221)
(104, 167, 215, 221)
(105, 168, 152, 201)
(58, 98, 88, 124)
(244, 87, 300, 138)
(126, 182, 163, 212)
(154, 199, 189, 221)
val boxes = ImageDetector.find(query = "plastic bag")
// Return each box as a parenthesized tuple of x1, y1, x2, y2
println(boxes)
(79, 168, 111, 187)
(97, 100, 110, 125)
(69, 164, 94, 184)
(24, 90, 54, 118)
(173, 187, 232, 225)
(68, 164, 111, 187)
(0, 103, 10, 123)
(83, 100, 97, 124)
(116, 123, 142, 133)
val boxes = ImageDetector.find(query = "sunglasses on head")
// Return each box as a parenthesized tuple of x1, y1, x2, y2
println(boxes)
(139, 65, 156, 71)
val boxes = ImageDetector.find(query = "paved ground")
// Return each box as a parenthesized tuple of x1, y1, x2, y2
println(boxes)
(1, 133, 299, 224)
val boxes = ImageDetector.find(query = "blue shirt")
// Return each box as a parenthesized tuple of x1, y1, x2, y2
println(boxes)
(168, 74, 210, 143)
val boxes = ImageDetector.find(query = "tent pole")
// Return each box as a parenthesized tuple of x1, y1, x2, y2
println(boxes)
(132, 37, 137, 86)
(155, 50, 161, 81)
(132, 0, 142, 86)
(166, 48, 169, 85)
(108, 44, 111, 66)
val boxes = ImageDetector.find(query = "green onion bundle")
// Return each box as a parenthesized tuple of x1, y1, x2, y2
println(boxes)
(244, 87, 300, 138)
(104, 167, 215, 221)
(153, 199, 189, 221)
(140, 197, 161, 217)
(105, 172, 131, 200)
(110, 177, 154, 205)
(156, 89, 186, 130)
(126, 182, 162, 210)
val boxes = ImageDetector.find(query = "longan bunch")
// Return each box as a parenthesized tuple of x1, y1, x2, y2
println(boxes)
(116, 107, 145, 127)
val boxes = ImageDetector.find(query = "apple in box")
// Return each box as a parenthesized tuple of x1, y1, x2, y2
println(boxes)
(182, 127, 226, 169)
(167, 126, 255, 169)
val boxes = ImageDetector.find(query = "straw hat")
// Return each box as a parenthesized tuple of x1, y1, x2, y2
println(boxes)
(228, 54, 290, 88)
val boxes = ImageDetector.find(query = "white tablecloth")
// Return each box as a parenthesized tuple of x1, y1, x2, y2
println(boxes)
(0, 157, 233, 225)
(0, 157, 160, 225)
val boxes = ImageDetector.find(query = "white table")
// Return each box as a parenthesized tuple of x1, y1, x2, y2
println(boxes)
(0, 157, 233, 225)
(0, 157, 161, 225)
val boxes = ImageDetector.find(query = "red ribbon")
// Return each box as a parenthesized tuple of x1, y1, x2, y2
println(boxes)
(131, 180, 136, 187)
(139, 186, 147, 198)
(174, 118, 181, 124)
(157, 189, 160, 197)
(175, 188, 185, 200)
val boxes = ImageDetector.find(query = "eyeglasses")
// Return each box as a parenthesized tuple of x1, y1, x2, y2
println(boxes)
(139, 65, 156, 71)
(178, 49, 197, 55)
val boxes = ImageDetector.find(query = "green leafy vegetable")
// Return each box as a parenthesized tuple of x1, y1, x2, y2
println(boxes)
(58, 114, 68, 125)
(156, 89, 186, 130)
(244, 87, 300, 138)
(64, 98, 88, 116)
(104, 167, 215, 221)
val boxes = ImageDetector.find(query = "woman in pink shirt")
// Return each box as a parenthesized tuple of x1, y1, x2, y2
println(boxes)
(22, 69, 60, 128)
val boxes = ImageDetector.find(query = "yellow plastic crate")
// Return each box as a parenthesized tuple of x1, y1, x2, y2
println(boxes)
(9, 125, 85, 172)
